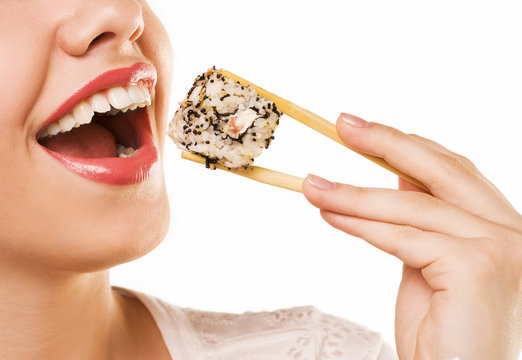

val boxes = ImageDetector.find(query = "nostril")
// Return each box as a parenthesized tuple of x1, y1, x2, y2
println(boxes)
(88, 32, 116, 50)
(129, 17, 145, 43)
(129, 27, 142, 42)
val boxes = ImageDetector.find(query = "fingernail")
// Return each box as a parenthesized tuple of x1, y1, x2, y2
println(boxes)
(339, 113, 369, 128)
(306, 174, 337, 190)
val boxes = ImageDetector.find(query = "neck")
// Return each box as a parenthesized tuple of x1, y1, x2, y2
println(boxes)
(0, 266, 123, 360)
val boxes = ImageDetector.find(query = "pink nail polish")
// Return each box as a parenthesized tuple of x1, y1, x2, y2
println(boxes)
(306, 174, 336, 190)
(339, 113, 369, 128)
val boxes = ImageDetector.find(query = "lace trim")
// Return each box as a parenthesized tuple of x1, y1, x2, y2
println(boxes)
(318, 312, 382, 359)
(183, 305, 317, 345)
(182, 306, 382, 359)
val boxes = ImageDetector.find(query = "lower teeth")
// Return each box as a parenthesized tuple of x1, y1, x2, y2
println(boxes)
(116, 144, 137, 158)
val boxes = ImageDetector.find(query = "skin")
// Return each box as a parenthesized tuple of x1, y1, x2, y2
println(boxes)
(304, 114, 522, 359)
(1, 1, 520, 359)
(0, 0, 172, 359)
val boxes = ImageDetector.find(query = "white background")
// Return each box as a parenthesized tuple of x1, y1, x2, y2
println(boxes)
(112, 0, 522, 350)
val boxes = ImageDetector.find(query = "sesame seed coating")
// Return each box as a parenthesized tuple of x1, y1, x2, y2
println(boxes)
(168, 67, 282, 169)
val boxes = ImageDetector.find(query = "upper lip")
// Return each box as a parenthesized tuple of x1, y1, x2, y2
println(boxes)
(36, 62, 157, 138)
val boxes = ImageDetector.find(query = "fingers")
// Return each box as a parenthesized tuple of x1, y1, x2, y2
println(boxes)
(336, 113, 520, 228)
(336, 113, 450, 191)
(398, 178, 428, 193)
(304, 175, 495, 239)
(319, 210, 455, 270)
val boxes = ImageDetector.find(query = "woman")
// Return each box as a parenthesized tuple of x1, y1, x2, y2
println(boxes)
(0, 0, 519, 359)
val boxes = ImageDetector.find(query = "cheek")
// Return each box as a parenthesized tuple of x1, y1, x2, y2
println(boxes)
(0, 11, 53, 135)
(138, 1, 173, 87)
(138, 1, 174, 150)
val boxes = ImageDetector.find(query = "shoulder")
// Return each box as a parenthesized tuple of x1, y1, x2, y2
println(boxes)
(120, 288, 396, 360)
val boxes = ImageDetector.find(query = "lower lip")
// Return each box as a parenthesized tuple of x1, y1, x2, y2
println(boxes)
(41, 111, 159, 186)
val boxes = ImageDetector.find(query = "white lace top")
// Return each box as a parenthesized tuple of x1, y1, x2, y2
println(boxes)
(118, 288, 397, 360)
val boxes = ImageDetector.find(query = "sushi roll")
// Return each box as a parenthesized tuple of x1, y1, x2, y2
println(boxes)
(169, 67, 282, 169)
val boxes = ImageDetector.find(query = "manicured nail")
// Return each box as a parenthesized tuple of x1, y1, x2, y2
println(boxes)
(306, 174, 336, 190)
(339, 113, 369, 128)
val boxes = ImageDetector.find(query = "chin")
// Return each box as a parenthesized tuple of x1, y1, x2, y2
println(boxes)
(64, 181, 171, 273)
(8, 172, 172, 275)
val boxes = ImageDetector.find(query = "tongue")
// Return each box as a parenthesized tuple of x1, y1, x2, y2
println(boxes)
(40, 122, 117, 158)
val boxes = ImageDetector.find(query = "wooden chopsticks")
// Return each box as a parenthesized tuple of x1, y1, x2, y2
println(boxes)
(181, 152, 304, 193)
(219, 69, 430, 193)
(179, 68, 430, 193)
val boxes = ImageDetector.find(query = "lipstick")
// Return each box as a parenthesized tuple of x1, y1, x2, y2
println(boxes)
(38, 63, 160, 186)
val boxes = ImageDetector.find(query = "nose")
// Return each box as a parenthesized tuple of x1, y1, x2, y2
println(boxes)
(56, 0, 144, 57)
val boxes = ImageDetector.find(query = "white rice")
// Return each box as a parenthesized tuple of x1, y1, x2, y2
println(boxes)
(169, 67, 282, 169)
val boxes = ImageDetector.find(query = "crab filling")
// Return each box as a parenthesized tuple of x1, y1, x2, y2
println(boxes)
(37, 84, 151, 158)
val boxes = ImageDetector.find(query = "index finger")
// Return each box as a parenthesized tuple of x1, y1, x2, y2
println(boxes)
(336, 113, 519, 227)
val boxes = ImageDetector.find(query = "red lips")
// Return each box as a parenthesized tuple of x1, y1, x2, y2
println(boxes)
(38, 63, 160, 186)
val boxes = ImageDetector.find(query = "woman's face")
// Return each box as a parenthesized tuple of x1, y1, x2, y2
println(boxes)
(0, 0, 173, 272)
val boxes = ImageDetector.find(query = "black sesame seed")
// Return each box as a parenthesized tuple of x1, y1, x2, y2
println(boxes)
(206, 141, 210, 144)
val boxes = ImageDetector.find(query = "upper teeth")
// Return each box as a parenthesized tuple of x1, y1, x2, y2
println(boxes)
(38, 84, 151, 139)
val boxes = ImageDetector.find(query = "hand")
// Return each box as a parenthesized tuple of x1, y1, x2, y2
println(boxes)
(303, 113, 522, 360)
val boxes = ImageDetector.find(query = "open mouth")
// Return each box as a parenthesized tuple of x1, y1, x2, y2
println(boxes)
(38, 83, 151, 158)
(37, 63, 160, 186)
